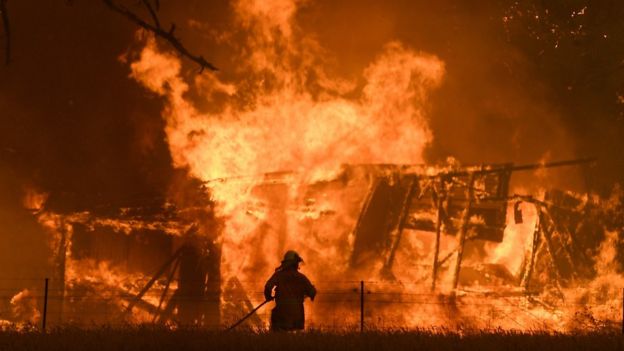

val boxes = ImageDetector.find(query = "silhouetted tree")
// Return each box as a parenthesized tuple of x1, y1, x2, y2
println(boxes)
(0, 0, 217, 71)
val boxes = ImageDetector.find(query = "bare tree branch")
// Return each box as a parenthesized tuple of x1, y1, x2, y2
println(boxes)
(141, 0, 160, 29)
(103, 0, 217, 73)
(0, 0, 10, 65)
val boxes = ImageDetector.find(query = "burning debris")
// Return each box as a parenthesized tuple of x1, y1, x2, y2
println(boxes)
(17, 155, 624, 332)
(9, 289, 40, 325)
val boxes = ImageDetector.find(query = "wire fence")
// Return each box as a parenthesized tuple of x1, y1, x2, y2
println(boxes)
(0, 278, 622, 332)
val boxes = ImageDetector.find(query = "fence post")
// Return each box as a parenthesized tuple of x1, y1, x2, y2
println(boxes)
(42, 278, 49, 331)
(360, 280, 364, 332)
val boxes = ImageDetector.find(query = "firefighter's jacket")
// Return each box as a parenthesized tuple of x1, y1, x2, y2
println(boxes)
(264, 267, 316, 330)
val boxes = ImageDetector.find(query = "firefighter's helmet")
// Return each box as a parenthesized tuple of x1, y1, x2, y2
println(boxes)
(282, 250, 303, 264)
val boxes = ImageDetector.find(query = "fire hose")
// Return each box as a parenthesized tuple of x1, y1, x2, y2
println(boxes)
(226, 299, 270, 331)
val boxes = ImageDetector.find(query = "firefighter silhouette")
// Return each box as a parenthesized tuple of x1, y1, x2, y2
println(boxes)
(264, 250, 316, 331)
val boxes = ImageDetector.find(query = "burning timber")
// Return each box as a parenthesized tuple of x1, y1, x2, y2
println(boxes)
(15, 157, 624, 330)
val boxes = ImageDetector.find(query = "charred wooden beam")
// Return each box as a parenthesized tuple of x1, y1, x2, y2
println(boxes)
(157, 288, 181, 324)
(520, 214, 541, 290)
(438, 247, 457, 267)
(51, 220, 71, 325)
(176, 242, 208, 325)
(203, 239, 222, 327)
(451, 172, 476, 291)
(420, 158, 595, 179)
(152, 255, 180, 322)
(118, 289, 161, 317)
(381, 177, 419, 279)
(538, 208, 565, 287)
(124, 246, 184, 314)
(431, 179, 446, 291)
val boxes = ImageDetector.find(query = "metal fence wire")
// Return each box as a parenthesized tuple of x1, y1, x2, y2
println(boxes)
(0, 278, 622, 331)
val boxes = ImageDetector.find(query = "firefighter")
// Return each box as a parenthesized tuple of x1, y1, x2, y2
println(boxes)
(264, 250, 316, 331)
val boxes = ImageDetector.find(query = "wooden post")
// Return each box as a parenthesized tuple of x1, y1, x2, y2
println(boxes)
(431, 179, 445, 291)
(382, 178, 418, 278)
(452, 173, 476, 291)
(152, 256, 180, 323)
(56, 222, 68, 324)
(360, 280, 364, 332)
(521, 209, 541, 290)
(42, 278, 49, 331)
(621, 288, 624, 335)
(538, 209, 565, 285)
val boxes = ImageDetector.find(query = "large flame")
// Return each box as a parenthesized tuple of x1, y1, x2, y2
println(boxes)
(122, 0, 624, 331)
(129, 0, 444, 313)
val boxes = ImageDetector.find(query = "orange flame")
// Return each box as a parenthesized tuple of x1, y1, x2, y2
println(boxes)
(128, 0, 445, 320)
(111, 0, 624, 331)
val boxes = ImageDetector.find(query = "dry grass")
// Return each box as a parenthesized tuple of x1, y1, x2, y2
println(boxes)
(0, 326, 622, 351)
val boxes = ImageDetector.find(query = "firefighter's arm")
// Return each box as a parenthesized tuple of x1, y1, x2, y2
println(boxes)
(264, 274, 277, 301)
(304, 276, 317, 301)
(308, 284, 317, 301)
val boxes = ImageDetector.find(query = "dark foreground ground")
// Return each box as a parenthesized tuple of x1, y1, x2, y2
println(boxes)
(0, 327, 622, 351)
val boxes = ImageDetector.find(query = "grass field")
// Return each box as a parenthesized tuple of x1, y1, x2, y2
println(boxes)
(0, 327, 622, 351)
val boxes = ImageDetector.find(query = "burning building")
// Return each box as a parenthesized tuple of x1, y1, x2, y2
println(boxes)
(2, 0, 624, 332)
(21, 155, 621, 331)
